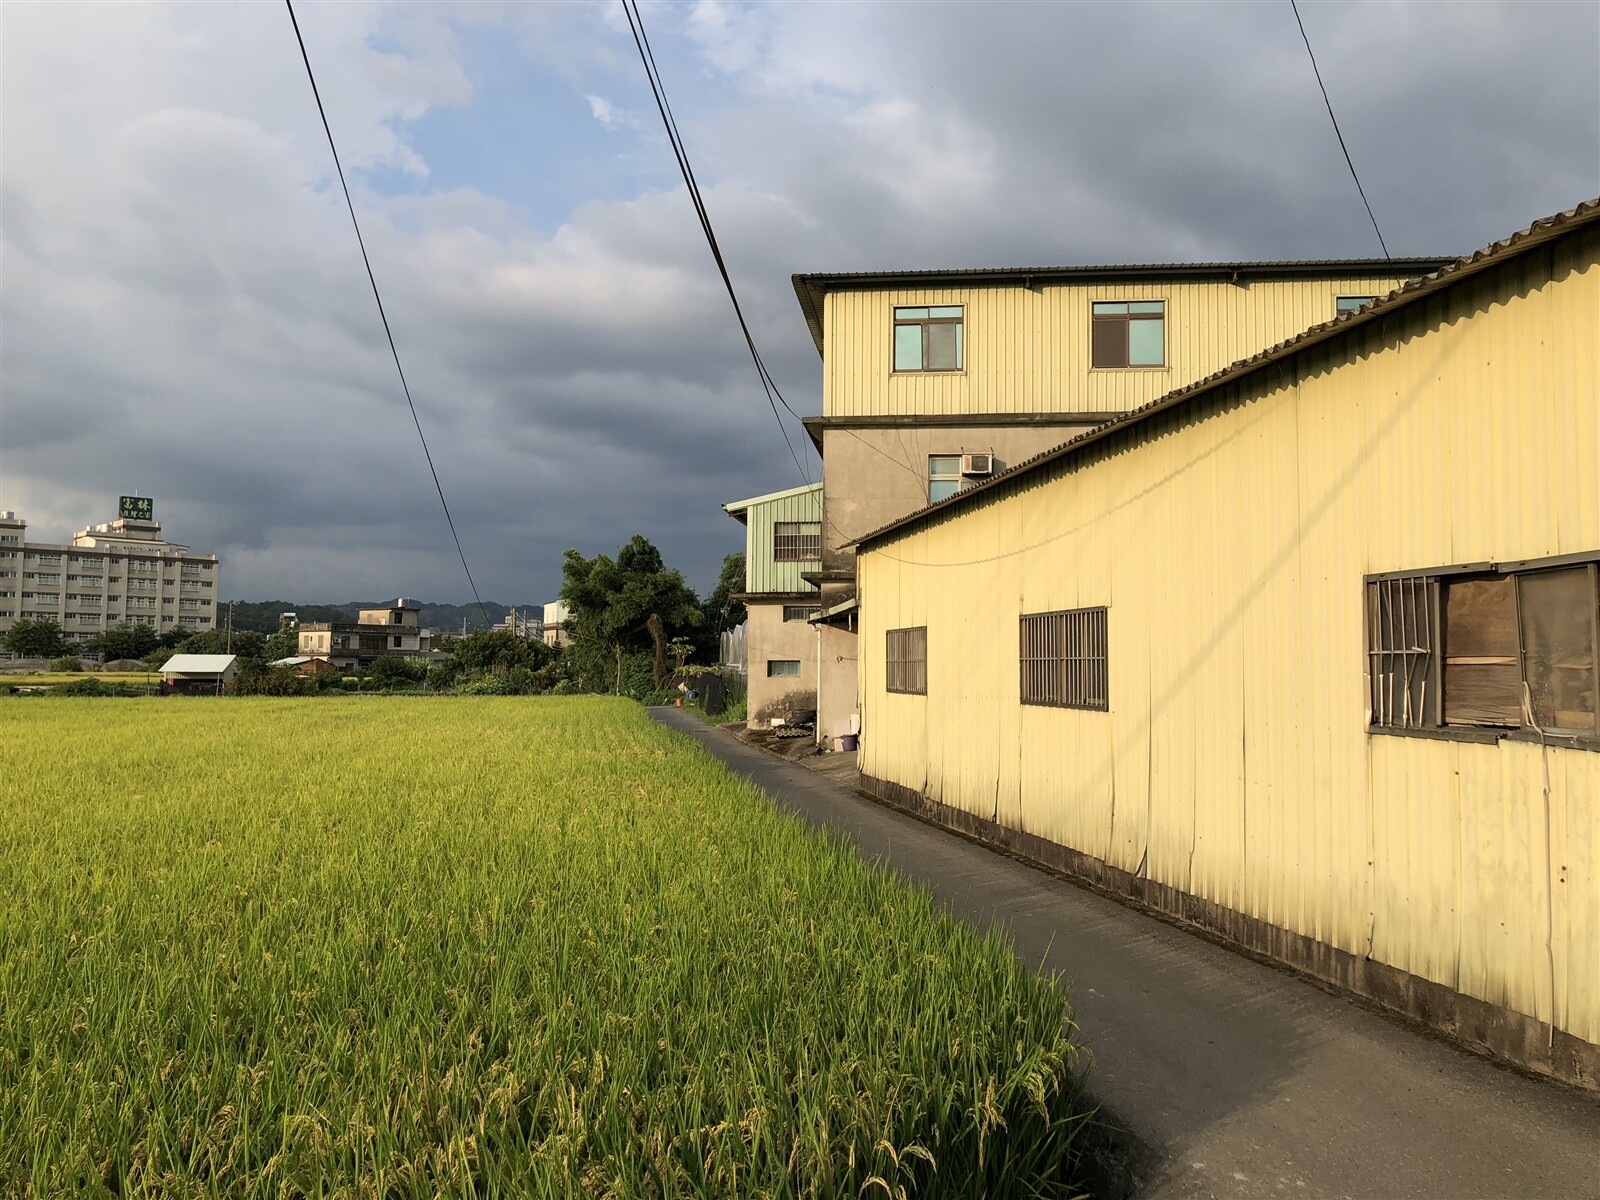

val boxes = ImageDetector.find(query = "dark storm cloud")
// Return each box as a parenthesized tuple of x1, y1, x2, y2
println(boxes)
(1, 1, 1594, 603)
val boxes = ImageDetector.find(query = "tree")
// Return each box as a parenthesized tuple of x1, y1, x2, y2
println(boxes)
(157, 625, 194, 650)
(560, 535, 703, 693)
(451, 629, 551, 674)
(699, 551, 746, 662)
(173, 627, 267, 661)
(264, 622, 300, 663)
(3, 617, 68, 659)
(367, 655, 425, 685)
(86, 622, 159, 662)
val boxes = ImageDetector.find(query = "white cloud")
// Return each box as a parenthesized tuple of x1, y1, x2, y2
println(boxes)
(1, 0, 1594, 603)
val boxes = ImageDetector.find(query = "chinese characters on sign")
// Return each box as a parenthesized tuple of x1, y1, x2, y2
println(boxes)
(119, 496, 154, 520)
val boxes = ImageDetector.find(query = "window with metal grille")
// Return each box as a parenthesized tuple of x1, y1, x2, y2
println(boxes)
(1091, 301, 1165, 368)
(773, 522, 821, 562)
(1020, 608, 1108, 710)
(893, 306, 963, 372)
(885, 626, 927, 695)
(782, 605, 818, 623)
(1367, 556, 1599, 744)
(1366, 575, 1440, 729)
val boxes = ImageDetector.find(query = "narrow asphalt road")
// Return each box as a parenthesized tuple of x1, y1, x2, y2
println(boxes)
(649, 709, 1600, 1200)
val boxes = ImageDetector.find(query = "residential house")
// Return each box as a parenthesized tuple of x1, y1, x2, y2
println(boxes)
(297, 598, 435, 671)
(852, 201, 1600, 1086)
(0, 504, 219, 647)
(792, 254, 1456, 741)
(722, 483, 823, 724)
(542, 601, 571, 648)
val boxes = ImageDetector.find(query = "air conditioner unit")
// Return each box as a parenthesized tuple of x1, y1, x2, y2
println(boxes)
(960, 452, 995, 477)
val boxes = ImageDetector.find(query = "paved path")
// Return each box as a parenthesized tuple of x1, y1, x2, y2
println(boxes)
(649, 709, 1600, 1200)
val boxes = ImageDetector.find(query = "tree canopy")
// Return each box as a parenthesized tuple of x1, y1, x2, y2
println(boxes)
(86, 623, 160, 663)
(560, 535, 704, 692)
(3, 618, 68, 659)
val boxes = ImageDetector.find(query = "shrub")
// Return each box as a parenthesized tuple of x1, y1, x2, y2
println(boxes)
(368, 656, 426, 686)
(49, 656, 82, 673)
(235, 666, 307, 697)
(56, 677, 109, 697)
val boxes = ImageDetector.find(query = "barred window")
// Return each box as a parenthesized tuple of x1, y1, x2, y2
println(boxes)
(774, 522, 821, 562)
(782, 605, 819, 623)
(1366, 575, 1440, 729)
(1020, 608, 1108, 710)
(885, 626, 927, 695)
(1367, 556, 1599, 744)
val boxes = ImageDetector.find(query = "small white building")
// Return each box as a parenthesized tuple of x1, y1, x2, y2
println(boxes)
(541, 601, 571, 648)
(159, 653, 238, 695)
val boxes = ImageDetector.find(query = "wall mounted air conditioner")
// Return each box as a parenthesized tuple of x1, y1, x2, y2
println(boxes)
(960, 452, 995, 477)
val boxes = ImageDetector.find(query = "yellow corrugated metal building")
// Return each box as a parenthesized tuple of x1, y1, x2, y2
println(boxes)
(854, 202, 1600, 1086)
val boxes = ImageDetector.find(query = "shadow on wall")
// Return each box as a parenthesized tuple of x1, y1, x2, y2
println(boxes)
(753, 688, 818, 727)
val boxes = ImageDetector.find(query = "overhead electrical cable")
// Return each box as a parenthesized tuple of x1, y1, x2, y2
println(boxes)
(619, 0, 811, 484)
(1289, 0, 1392, 261)
(284, 0, 493, 630)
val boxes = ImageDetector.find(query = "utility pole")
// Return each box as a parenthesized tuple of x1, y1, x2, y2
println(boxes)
(227, 602, 234, 653)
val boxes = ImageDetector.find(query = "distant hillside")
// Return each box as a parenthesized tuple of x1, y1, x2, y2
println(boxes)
(223, 600, 542, 635)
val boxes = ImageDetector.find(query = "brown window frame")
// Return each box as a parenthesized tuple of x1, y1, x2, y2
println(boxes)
(1020, 607, 1109, 710)
(773, 522, 822, 562)
(892, 306, 964, 373)
(885, 626, 927, 695)
(1366, 551, 1600, 750)
(1091, 301, 1166, 369)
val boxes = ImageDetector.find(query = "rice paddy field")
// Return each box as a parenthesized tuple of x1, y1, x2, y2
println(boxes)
(0, 696, 1087, 1198)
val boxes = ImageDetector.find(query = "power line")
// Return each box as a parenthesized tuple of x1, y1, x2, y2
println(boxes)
(284, 0, 493, 630)
(619, 0, 811, 485)
(1289, 0, 1391, 261)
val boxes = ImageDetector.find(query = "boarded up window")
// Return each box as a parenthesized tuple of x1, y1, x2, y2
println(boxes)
(1443, 577, 1521, 727)
(1517, 565, 1599, 737)
(1367, 556, 1599, 744)
(1366, 576, 1439, 728)
(885, 626, 927, 695)
(773, 522, 821, 562)
(1020, 608, 1108, 710)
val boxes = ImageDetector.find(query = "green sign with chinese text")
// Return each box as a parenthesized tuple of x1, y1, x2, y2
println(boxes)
(119, 496, 154, 521)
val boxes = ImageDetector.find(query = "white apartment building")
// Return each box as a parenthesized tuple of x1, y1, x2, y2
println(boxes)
(0, 507, 220, 644)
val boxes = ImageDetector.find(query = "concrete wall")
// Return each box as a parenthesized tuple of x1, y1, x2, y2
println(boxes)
(818, 422, 1103, 576)
(745, 600, 820, 726)
(856, 222, 1600, 1076)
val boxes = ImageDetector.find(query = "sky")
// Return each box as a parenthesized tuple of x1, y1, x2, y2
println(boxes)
(2, 0, 1596, 605)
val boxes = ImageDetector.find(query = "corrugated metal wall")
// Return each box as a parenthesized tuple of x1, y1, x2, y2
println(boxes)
(857, 231, 1600, 1044)
(744, 485, 823, 594)
(824, 275, 1424, 418)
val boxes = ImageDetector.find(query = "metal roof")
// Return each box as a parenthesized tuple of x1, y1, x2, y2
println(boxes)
(722, 480, 822, 522)
(160, 654, 239, 674)
(856, 198, 1600, 551)
(792, 256, 1458, 357)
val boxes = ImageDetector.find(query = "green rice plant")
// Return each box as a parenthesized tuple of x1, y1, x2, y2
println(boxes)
(0, 697, 1087, 1197)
